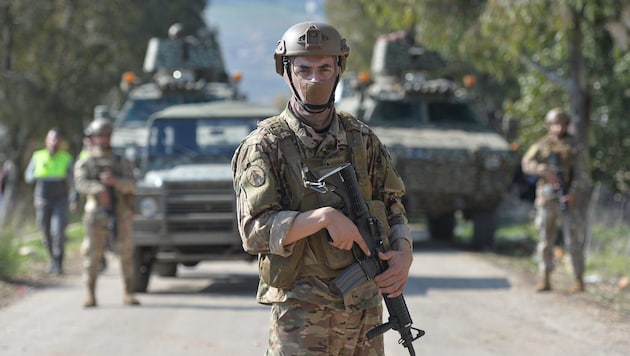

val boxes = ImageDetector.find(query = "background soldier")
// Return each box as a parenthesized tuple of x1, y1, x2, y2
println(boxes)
(232, 22, 413, 355)
(74, 118, 139, 307)
(522, 108, 592, 293)
(24, 129, 76, 275)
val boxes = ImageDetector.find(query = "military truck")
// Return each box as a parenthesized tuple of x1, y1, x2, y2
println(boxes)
(131, 101, 277, 292)
(336, 32, 518, 249)
(104, 23, 242, 161)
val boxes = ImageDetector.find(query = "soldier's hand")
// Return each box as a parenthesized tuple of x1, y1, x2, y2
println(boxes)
(374, 248, 413, 298)
(325, 209, 371, 256)
(542, 169, 560, 186)
(562, 193, 576, 208)
(99, 170, 116, 186)
(97, 190, 112, 208)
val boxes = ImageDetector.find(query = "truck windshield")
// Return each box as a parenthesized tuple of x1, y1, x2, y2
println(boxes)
(117, 96, 223, 126)
(145, 117, 257, 168)
(370, 99, 479, 127)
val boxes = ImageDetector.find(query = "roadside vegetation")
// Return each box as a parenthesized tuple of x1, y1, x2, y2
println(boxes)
(0, 214, 83, 308)
(455, 185, 630, 316)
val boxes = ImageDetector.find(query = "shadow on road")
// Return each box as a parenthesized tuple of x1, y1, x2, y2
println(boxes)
(198, 273, 260, 295)
(405, 275, 511, 296)
(149, 272, 259, 296)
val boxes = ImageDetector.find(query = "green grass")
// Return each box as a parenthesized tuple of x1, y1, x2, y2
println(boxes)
(0, 214, 84, 281)
(0, 229, 20, 279)
(587, 223, 630, 279)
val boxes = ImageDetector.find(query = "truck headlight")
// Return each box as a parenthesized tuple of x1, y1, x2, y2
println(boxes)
(138, 197, 159, 218)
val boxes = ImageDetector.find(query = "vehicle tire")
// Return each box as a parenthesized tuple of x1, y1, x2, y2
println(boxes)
(427, 213, 455, 241)
(155, 262, 178, 277)
(471, 210, 497, 250)
(133, 247, 154, 293)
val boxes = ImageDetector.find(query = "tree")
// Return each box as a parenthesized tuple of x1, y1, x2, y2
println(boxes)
(0, 0, 207, 226)
(327, 0, 630, 193)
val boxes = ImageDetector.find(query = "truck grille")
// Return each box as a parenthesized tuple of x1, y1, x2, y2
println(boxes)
(163, 181, 235, 233)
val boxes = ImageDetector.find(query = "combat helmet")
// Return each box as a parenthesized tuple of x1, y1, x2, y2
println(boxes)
(544, 108, 571, 125)
(84, 118, 113, 137)
(274, 22, 350, 76)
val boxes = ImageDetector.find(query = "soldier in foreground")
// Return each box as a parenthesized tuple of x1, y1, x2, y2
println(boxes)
(24, 129, 76, 275)
(522, 108, 591, 293)
(74, 118, 139, 307)
(232, 22, 414, 355)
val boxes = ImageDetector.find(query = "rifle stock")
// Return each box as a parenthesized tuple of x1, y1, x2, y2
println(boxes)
(323, 163, 424, 355)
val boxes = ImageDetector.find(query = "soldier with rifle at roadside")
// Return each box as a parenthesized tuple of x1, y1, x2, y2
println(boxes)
(74, 118, 140, 307)
(522, 108, 592, 293)
(232, 22, 419, 355)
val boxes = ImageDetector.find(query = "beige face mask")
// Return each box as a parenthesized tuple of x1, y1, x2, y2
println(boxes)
(296, 75, 337, 106)
(284, 58, 339, 111)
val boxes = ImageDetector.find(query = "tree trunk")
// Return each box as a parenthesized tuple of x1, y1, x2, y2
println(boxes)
(568, 8, 593, 242)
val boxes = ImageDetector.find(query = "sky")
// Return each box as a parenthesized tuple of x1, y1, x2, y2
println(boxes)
(204, 0, 326, 104)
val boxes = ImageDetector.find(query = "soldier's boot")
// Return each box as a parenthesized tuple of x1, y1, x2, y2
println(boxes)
(535, 271, 552, 292)
(83, 278, 97, 308)
(569, 274, 585, 293)
(123, 293, 140, 306)
(123, 277, 140, 306)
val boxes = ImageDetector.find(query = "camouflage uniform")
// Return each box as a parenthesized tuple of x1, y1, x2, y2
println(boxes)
(74, 146, 137, 306)
(522, 132, 591, 288)
(232, 107, 410, 355)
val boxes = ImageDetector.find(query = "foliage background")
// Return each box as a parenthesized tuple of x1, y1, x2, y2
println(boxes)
(0, 0, 207, 225)
(327, 0, 630, 194)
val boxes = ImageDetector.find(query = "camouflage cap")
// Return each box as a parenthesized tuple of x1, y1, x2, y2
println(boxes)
(274, 22, 350, 76)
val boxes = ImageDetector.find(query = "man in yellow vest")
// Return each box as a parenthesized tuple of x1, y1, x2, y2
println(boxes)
(25, 128, 77, 275)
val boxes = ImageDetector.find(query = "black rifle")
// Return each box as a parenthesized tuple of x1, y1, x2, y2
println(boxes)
(548, 152, 568, 212)
(320, 163, 424, 356)
(548, 152, 572, 248)
(106, 185, 118, 246)
(87, 157, 118, 247)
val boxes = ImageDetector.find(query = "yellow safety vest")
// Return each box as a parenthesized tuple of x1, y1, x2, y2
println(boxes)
(32, 149, 73, 179)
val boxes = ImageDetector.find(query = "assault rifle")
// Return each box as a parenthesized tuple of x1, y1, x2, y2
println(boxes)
(106, 185, 118, 245)
(319, 163, 424, 356)
(548, 152, 568, 212)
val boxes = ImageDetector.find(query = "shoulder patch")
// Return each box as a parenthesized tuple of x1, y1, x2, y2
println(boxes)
(247, 165, 266, 187)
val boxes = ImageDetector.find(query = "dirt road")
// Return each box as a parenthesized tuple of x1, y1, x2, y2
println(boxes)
(1, 245, 628, 356)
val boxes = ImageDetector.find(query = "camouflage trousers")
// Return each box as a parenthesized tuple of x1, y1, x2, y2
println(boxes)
(534, 199, 586, 277)
(80, 208, 135, 292)
(267, 299, 384, 356)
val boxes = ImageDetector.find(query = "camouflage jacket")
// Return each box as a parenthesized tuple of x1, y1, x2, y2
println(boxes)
(521, 133, 591, 202)
(74, 146, 136, 214)
(232, 106, 410, 308)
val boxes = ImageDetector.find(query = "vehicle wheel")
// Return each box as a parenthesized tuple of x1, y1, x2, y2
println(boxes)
(471, 210, 497, 250)
(155, 262, 178, 277)
(427, 213, 455, 241)
(133, 247, 154, 293)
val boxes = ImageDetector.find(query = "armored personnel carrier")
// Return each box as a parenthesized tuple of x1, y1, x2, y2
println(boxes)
(336, 32, 518, 249)
(105, 23, 242, 161)
(131, 101, 277, 292)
